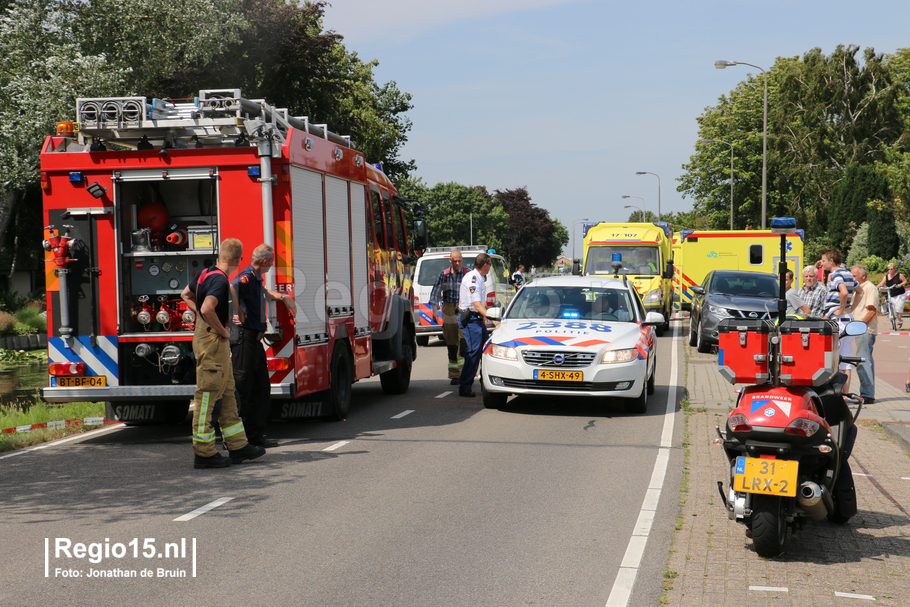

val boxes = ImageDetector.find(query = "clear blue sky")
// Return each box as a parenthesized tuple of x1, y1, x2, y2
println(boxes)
(323, 0, 910, 258)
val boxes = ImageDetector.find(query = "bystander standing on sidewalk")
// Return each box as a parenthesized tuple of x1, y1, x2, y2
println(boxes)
(850, 265, 878, 402)
(800, 265, 827, 317)
(878, 262, 907, 330)
(821, 249, 857, 393)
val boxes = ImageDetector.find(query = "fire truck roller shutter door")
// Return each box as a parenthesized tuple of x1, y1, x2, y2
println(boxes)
(291, 167, 328, 342)
(325, 176, 353, 314)
(351, 183, 370, 331)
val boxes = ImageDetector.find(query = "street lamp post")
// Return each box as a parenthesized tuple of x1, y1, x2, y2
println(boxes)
(622, 196, 646, 220)
(715, 59, 767, 229)
(635, 172, 660, 220)
(698, 139, 734, 229)
(623, 204, 644, 222)
(572, 218, 589, 263)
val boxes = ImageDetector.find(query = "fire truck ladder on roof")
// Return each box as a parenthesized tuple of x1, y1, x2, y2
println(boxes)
(73, 89, 355, 152)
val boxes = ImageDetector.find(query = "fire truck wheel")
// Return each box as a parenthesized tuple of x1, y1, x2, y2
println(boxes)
(750, 495, 787, 557)
(380, 329, 413, 395)
(327, 345, 353, 421)
(416, 335, 430, 347)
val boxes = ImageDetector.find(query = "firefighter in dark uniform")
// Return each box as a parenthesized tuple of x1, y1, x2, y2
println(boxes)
(180, 238, 265, 469)
(231, 243, 296, 448)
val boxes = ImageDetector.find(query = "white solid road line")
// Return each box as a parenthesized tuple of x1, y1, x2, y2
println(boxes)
(323, 440, 350, 452)
(0, 424, 124, 460)
(174, 497, 235, 522)
(606, 324, 679, 607)
(391, 410, 415, 419)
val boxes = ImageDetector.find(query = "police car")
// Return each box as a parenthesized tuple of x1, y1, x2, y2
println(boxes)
(480, 276, 663, 413)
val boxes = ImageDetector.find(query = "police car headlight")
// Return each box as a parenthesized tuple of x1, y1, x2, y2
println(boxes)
(490, 344, 518, 360)
(644, 288, 662, 303)
(601, 348, 636, 364)
(707, 304, 732, 318)
(182, 310, 196, 324)
(156, 309, 171, 325)
(137, 310, 151, 325)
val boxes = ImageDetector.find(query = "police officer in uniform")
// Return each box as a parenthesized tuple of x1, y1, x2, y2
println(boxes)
(231, 243, 296, 447)
(180, 238, 265, 469)
(457, 252, 498, 397)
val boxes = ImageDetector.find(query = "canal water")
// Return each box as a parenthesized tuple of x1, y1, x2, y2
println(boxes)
(0, 362, 47, 411)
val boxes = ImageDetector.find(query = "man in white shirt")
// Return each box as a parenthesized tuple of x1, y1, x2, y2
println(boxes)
(457, 253, 495, 397)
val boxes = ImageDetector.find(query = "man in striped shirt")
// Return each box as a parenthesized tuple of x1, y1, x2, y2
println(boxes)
(429, 250, 467, 384)
(821, 249, 858, 393)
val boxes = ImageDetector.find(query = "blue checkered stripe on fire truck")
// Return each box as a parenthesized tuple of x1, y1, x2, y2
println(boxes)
(48, 336, 119, 386)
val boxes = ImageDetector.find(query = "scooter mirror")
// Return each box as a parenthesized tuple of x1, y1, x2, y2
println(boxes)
(843, 320, 867, 336)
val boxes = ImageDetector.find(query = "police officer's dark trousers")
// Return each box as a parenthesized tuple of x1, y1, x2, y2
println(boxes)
(231, 327, 271, 443)
(458, 314, 488, 393)
(192, 315, 247, 457)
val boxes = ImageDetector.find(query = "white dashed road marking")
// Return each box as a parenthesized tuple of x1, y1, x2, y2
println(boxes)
(391, 410, 414, 419)
(323, 440, 350, 452)
(174, 497, 235, 522)
(435, 391, 452, 398)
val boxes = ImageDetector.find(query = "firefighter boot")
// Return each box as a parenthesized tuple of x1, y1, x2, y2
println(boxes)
(228, 443, 266, 464)
(447, 344, 463, 384)
(194, 453, 232, 469)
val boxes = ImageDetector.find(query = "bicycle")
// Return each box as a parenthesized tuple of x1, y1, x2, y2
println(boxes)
(879, 286, 902, 331)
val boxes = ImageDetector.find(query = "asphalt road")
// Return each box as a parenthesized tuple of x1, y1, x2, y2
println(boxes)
(0, 327, 686, 607)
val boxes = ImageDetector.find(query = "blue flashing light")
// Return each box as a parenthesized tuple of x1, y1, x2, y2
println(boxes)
(487, 249, 496, 254)
(612, 252, 622, 263)
(68, 172, 83, 183)
(561, 311, 580, 319)
(771, 217, 796, 228)
(247, 166, 261, 177)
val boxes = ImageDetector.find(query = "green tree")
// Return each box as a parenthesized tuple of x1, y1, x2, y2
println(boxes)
(494, 187, 567, 269)
(419, 183, 509, 252)
(772, 46, 908, 234)
(161, 0, 415, 184)
(678, 68, 780, 230)
(0, 0, 246, 272)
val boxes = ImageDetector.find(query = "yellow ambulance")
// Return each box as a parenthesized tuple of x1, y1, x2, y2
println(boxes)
(581, 221, 673, 334)
(674, 229, 804, 311)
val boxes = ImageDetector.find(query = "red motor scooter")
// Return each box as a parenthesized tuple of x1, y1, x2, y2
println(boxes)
(713, 218, 867, 557)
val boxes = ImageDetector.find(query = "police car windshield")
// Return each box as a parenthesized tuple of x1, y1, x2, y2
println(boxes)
(585, 246, 659, 276)
(416, 258, 454, 286)
(507, 286, 636, 322)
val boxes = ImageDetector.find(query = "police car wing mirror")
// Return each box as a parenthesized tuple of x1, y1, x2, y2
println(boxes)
(644, 311, 665, 326)
(843, 320, 867, 337)
(486, 307, 503, 321)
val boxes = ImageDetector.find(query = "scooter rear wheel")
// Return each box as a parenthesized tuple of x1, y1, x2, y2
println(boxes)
(750, 495, 787, 557)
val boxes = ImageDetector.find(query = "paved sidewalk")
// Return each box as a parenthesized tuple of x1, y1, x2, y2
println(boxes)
(663, 320, 910, 606)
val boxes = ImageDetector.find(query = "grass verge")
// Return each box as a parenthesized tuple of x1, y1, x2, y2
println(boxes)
(0, 401, 106, 453)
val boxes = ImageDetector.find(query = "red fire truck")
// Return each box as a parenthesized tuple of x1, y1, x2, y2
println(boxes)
(38, 89, 427, 424)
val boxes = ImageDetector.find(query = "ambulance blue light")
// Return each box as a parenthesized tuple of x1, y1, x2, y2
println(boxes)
(247, 166, 261, 177)
(612, 252, 622, 262)
(771, 217, 796, 228)
(69, 172, 84, 183)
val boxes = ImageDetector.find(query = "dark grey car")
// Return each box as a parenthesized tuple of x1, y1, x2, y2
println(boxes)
(687, 270, 780, 353)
